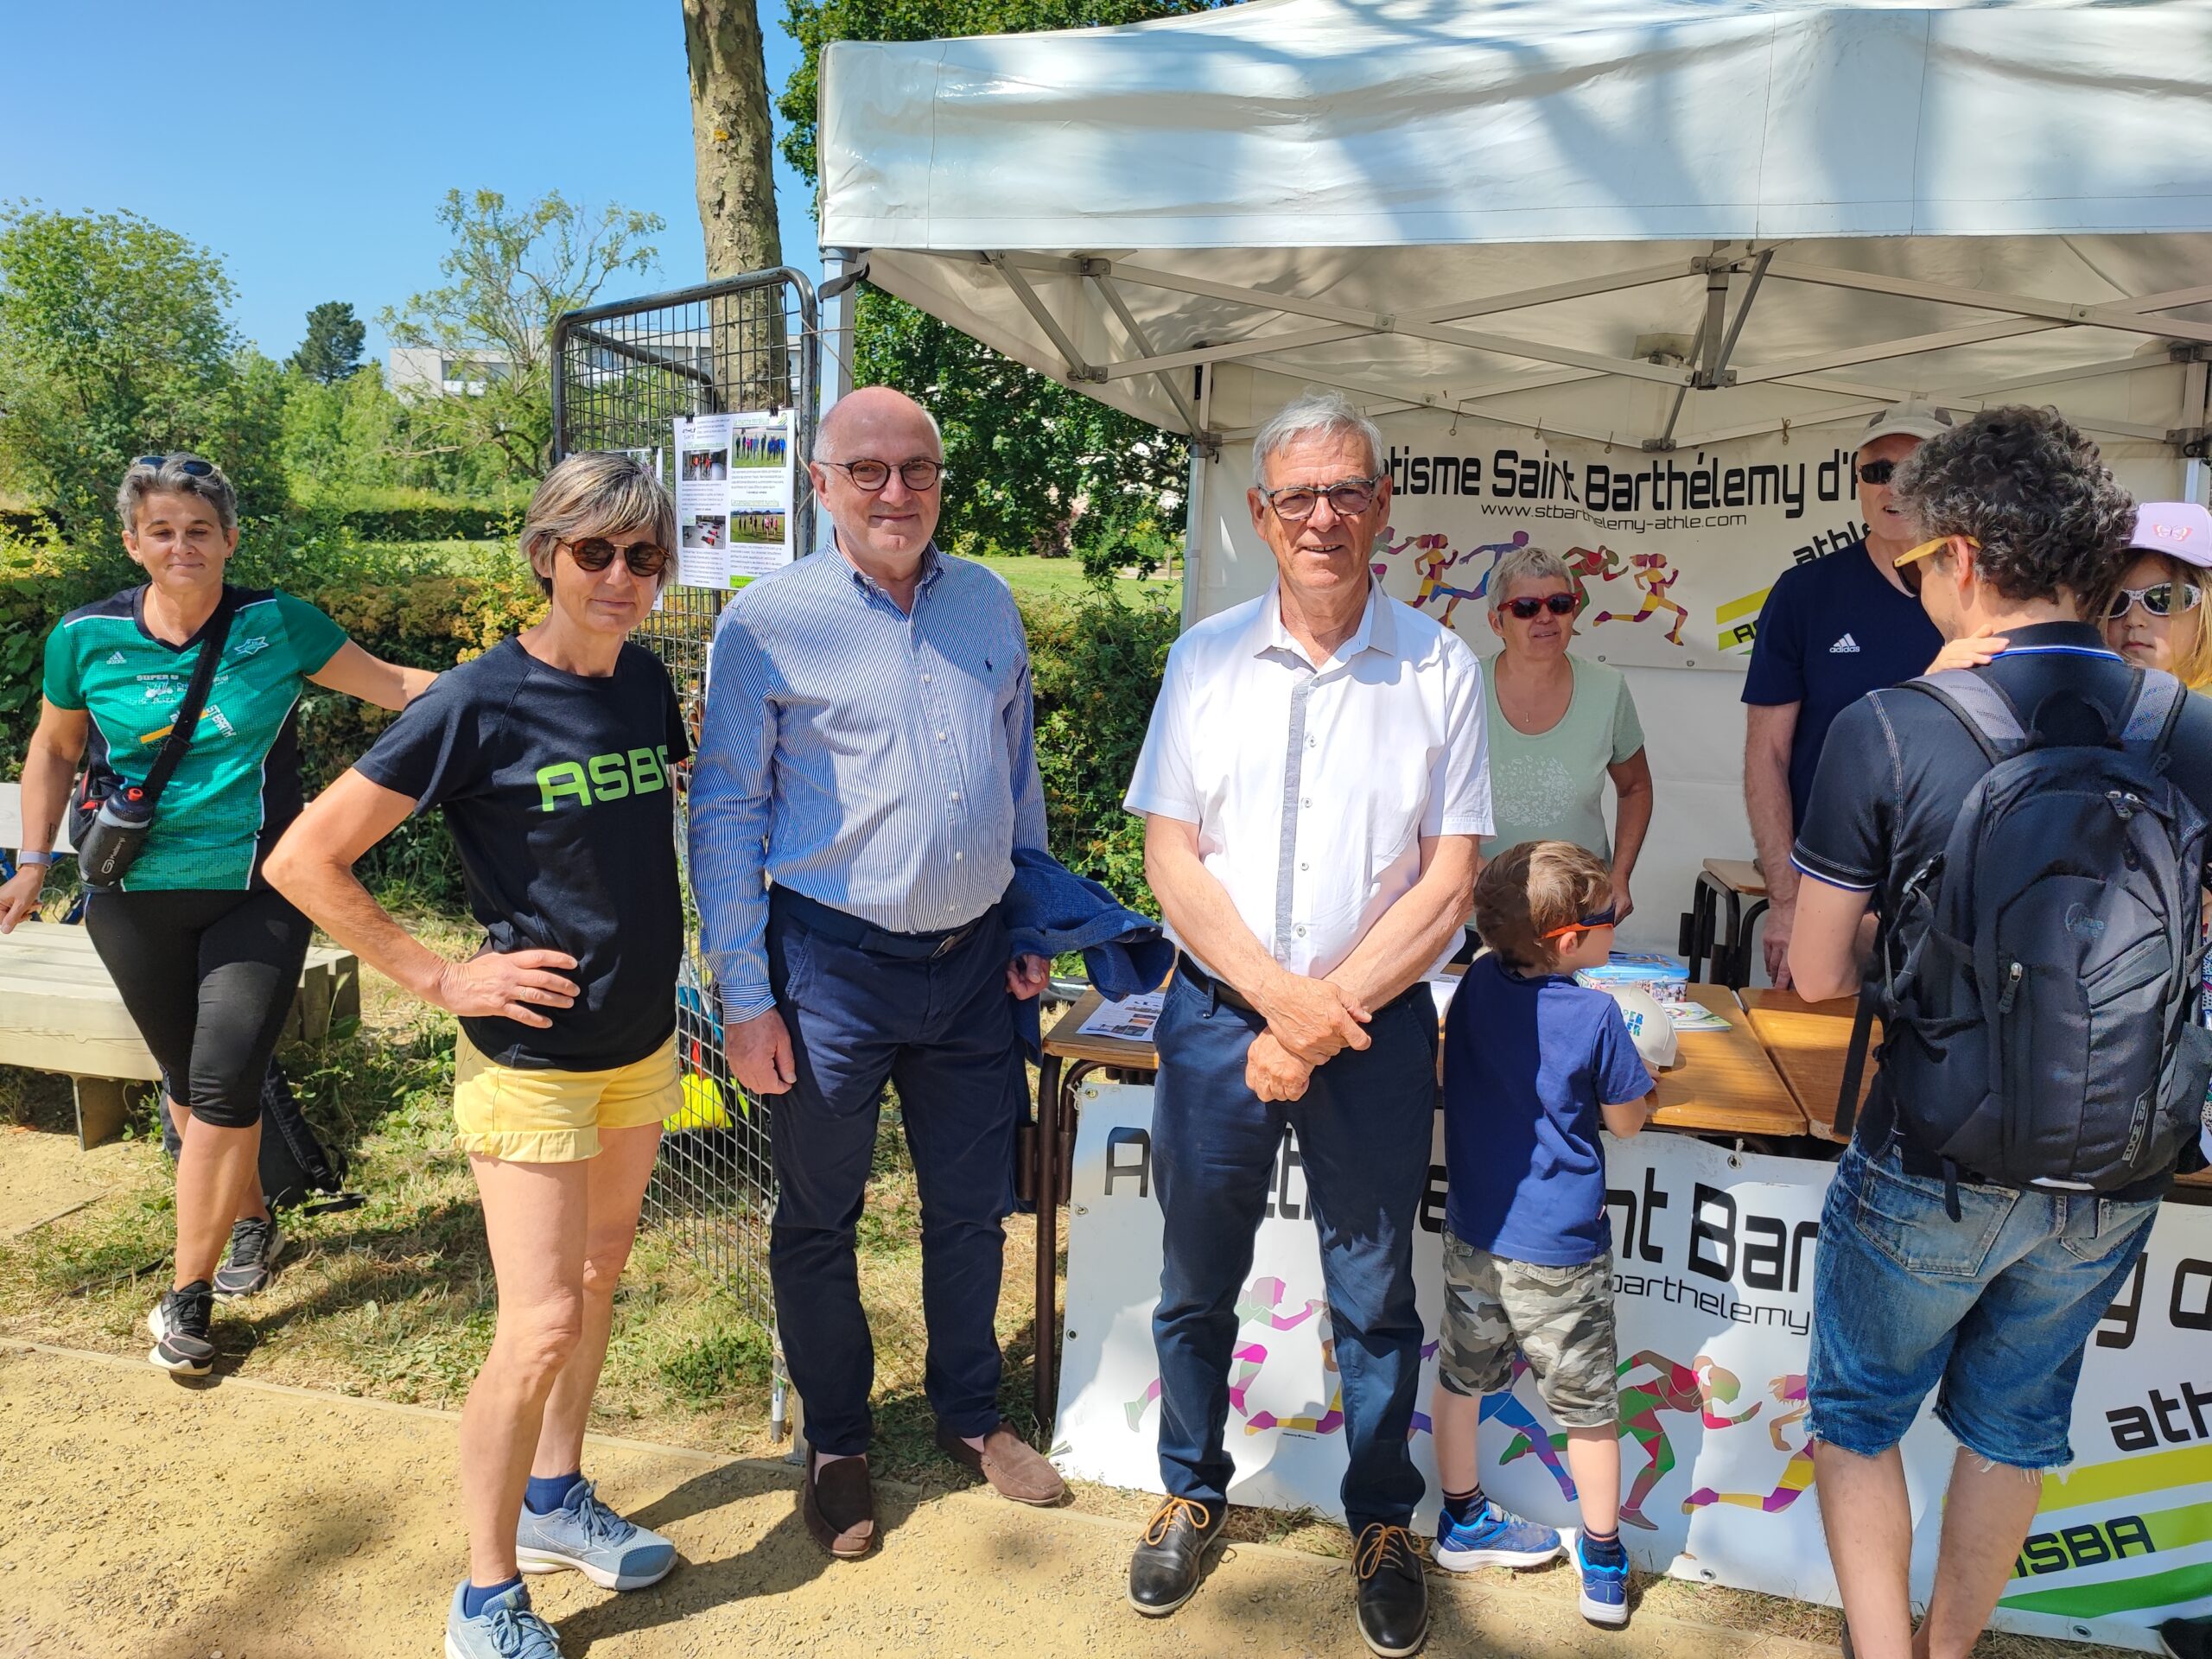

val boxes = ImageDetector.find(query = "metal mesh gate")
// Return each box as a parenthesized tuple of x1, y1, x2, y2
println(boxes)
(551, 270, 818, 1340)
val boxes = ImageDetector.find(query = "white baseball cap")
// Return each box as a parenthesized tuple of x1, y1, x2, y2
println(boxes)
(1857, 400, 1958, 451)
(2128, 501, 2212, 569)
(1609, 986, 1680, 1071)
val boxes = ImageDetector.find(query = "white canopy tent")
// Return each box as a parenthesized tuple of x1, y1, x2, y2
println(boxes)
(817, 0, 2212, 948)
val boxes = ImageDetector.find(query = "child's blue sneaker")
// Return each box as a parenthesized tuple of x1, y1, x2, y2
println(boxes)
(1575, 1531, 1630, 1626)
(444, 1580, 562, 1659)
(1432, 1498, 1562, 1571)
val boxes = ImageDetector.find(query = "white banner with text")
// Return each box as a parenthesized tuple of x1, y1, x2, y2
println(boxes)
(1051, 1084, 2212, 1650)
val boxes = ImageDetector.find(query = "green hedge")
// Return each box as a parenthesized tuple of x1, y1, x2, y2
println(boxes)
(1, 528, 1173, 917)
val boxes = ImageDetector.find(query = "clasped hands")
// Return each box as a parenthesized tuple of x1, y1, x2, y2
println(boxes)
(1244, 969, 1371, 1103)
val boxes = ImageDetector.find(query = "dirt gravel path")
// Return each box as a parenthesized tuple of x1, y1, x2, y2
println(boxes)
(0, 1341, 1838, 1659)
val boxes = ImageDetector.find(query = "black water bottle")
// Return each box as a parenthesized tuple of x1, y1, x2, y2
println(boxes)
(75, 785, 155, 887)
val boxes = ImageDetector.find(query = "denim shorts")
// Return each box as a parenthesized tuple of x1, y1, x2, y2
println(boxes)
(1806, 1139, 2158, 1470)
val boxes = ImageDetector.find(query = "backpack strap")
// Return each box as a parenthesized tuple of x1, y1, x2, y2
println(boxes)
(2120, 666, 2186, 760)
(1835, 977, 1878, 1141)
(1904, 669, 2029, 766)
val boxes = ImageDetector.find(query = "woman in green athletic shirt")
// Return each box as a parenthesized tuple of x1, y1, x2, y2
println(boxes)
(0, 454, 436, 1375)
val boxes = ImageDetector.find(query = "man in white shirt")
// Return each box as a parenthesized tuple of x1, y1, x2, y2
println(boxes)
(1121, 390, 1491, 1658)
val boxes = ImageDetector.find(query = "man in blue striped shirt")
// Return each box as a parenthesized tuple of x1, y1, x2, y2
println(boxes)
(690, 385, 1064, 1559)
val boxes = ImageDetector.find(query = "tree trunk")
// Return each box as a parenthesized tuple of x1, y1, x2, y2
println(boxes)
(683, 0, 789, 411)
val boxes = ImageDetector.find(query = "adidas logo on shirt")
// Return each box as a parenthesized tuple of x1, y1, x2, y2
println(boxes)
(106, 651, 127, 664)
(1829, 633, 1861, 654)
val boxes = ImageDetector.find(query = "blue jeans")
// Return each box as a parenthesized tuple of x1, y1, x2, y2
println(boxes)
(766, 903, 1027, 1456)
(1807, 1138, 2159, 1470)
(1150, 970, 1437, 1533)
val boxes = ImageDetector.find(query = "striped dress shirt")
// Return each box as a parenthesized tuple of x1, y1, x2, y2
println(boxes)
(690, 543, 1047, 1021)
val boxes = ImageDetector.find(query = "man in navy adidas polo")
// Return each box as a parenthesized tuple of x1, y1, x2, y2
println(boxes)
(1742, 402, 1948, 988)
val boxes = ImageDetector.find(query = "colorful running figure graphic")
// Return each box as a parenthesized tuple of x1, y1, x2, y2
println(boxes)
(1373, 527, 1439, 582)
(1682, 1374, 1815, 1516)
(1458, 531, 1531, 604)
(1412, 1352, 1579, 1501)
(1249, 1334, 1344, 1434)
(1123, 1275, 1325, 1431)
(1502, 1350, 1758, 1529)
(1590, 551, 1690, 646)
(1561, 543, 1628, 612)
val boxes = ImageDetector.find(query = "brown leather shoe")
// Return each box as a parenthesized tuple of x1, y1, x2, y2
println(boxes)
(935, 1420, 1067, 1505)
(802, 1451, 876, 1558)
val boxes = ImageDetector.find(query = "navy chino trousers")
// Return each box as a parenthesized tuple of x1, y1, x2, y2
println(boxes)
(766, 900, 1028, 1456)
(1150, 969, 1437, 1533)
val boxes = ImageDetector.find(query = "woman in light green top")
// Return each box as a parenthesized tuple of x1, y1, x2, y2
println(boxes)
(1482, 544, 1656, 918)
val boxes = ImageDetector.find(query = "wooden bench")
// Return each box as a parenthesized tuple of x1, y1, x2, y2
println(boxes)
(0, 920, 359, 1150)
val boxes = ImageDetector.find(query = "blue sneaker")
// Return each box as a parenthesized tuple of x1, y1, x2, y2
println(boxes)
(444, 1580, 562, 1659)
(1576, 1532, 1630, 1627)
(514, 1479, 677, 1591)
(1432, 1498, 1562, 1571)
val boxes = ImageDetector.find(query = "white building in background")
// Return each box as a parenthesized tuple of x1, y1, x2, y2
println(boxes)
(387, 346, 519, 397)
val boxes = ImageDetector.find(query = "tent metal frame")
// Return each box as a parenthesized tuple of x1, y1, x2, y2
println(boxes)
(955, 243, 2212, 457)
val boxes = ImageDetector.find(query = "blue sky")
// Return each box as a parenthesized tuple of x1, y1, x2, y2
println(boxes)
(3, 1, 822, 365)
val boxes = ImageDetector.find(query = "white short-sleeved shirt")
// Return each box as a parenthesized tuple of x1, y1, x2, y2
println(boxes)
(1125, 580, 1492, 980)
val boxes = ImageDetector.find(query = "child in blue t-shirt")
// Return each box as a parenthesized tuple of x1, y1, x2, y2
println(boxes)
(1430, 840, 1656, 1628)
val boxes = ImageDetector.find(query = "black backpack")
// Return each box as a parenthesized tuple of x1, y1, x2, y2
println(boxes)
(1843, 665, 2212, 1207)
(159, 1060, 364, 1214)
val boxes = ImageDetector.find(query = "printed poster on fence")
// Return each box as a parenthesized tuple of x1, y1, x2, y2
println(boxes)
(673, 411, 794, 588)
(1052, 1083, 2212, 1651)
(1214, 416, 2179, 673)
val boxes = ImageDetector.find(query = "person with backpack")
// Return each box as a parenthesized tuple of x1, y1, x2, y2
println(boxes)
(1786, 406, 2212, 1659)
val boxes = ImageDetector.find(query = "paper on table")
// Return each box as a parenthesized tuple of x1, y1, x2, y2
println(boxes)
(1077, 993, 1165, 1043)
(1661, 998, 1733, 1033)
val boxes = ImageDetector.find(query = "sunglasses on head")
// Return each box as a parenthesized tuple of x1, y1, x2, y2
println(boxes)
(1857, 460, 1898, 487)
(1541, 905, 1618, 941)
(2109, 580, 2204, 621)
(1893, 534, 1980, 598)
(134, 454, 216, 478)
(1504, 593, 1579, 620)
(563, 537, 671, 579)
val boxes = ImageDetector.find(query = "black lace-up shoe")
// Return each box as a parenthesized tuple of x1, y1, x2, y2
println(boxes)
(212, 1217, 285, 1301)
(1128, 1496, 1229, 1617)
(1353, 1522, 1429, 1657)
(148, 1281, 216, 1376)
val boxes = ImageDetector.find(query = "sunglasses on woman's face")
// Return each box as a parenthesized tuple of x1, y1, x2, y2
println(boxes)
(563, 537, 671, 579)
(1504, 593, 1579, 620)
(2108, 580, 2205, 620)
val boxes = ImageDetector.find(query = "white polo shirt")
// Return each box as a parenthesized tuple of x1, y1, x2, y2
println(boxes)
(1125, 580, 1491, 980)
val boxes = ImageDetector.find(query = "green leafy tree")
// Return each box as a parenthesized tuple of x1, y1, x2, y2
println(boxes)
(0, 206, 288, 547)
(289, 300, 366, 383)
(779, 0, 1220, 556)
(381, 189, 663, 479)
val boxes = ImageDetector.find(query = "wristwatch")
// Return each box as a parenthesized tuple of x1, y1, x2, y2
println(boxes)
(13, 850, 53, 868)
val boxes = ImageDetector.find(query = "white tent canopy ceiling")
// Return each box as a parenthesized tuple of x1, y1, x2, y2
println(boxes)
(817, 0, 2212, 947)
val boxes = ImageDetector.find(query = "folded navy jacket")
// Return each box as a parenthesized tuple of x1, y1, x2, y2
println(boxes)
(1002, 844, 1173, 1060)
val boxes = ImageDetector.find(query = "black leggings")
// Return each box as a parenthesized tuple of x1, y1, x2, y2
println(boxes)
(83, 887, 313, 1130)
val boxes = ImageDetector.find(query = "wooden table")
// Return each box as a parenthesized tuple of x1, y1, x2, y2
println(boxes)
(1680, 857, 1770, 988)
(0, 920, 359, 1148)
(1739, 988, 1878, 1144)
(1028, 979, 1808, 1427)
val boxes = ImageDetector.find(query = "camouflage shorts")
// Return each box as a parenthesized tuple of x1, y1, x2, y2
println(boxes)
(1437, 1230, 1619, 1428)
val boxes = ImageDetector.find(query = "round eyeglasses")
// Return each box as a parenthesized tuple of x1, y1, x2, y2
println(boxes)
(823, 458, 945, 493)
(563, 537, 671, 579)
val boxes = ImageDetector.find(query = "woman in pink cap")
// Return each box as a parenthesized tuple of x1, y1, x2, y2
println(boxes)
(2103, 500, 2212, 688)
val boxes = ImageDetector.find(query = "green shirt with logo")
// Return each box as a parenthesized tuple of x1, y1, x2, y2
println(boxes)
(42, 585, 350, 890)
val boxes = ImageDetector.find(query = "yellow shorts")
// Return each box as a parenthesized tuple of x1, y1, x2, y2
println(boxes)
(452, 1033, 678, 1164)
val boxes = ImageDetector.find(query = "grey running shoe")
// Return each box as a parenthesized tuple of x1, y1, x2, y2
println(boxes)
(147, 1281, 216, 1376)
(444, 1580, 562, 1659)
(212, 1217, 285, 1301)
(514, 1478, 677, 1591)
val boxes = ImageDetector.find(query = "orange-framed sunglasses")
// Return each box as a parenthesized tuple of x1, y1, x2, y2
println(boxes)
(1540, 905, 1618, 941)
(1893, 533, 1980, 598)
